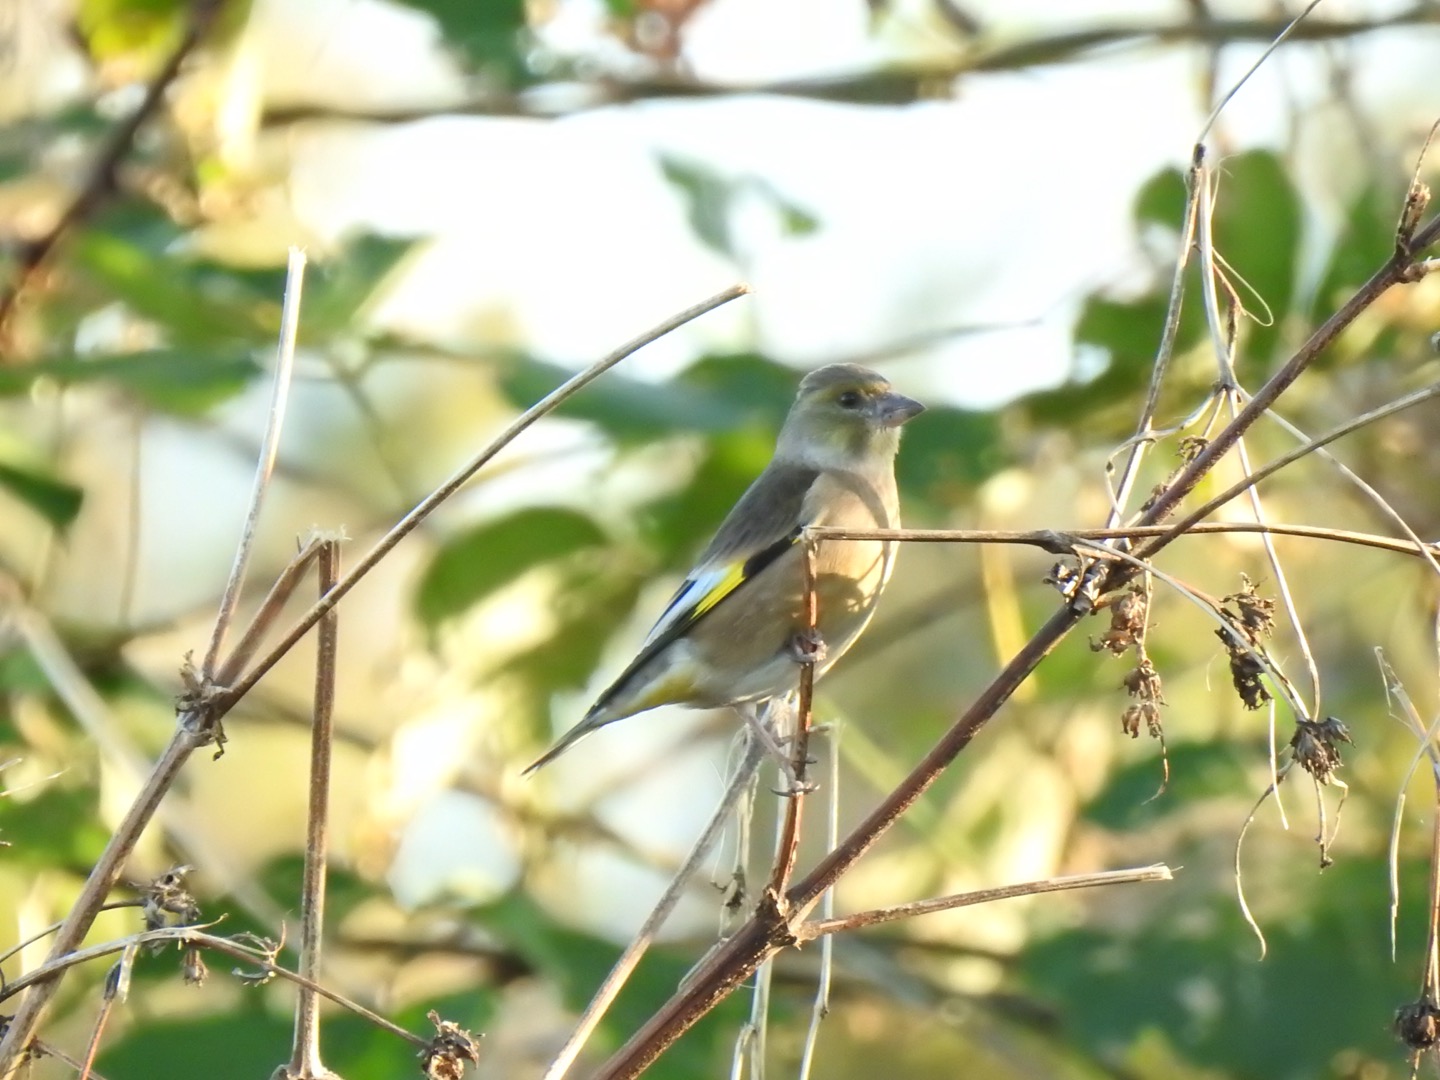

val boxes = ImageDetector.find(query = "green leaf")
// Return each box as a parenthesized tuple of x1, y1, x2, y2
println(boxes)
(496, 352, 795, 445)
(1019, 289, 1205, 431)
(391, 0, 530, 84)
(896, 404, 1007, 494)
(508, 564, 646, 691)
(99, 1001, 293, 1078)
(479, 893, 747, 1069)
(1311, 183, 1397, 321)
(68, 230, 268, 346)
(299, 235, 415, 338)
(78, 0, 190, 59)
(1082, 741, 1258, 829)
(499, 359, 741, 443)
(415, 507, 609, 627)
(1021, 854, 1423, 1079)
(1210, 150, 1301, 367)
(660, 158, 823, 257)
(660, 156, 735, 257)
(0, 348, 261, 414)
(1134, 166, 1189, 229)
(0, 461, 83, 528)
(641, 431, 776, 570)
(0, 784, 111, 870)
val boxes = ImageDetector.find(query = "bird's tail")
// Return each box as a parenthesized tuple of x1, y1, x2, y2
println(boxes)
(521, 711, 610, 776)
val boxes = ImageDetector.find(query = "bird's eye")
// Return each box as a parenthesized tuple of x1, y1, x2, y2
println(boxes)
(837, 390, 862, 408)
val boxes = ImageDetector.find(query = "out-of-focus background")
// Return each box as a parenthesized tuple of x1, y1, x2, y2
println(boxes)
(4, 0, 1440, 1076)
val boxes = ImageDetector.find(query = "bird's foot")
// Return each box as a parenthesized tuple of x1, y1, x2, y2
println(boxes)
(772, 774, 820, 798)
(788, 628, 828, 665)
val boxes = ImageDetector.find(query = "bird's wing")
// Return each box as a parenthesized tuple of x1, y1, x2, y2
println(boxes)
(585, 462, 819, 716)
(646, 461, 819, 643)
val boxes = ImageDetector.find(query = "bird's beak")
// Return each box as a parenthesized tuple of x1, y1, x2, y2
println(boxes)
(877, 391, 925, 428)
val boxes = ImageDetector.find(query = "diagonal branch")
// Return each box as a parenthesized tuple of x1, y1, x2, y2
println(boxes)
(0, 0, 225, 348)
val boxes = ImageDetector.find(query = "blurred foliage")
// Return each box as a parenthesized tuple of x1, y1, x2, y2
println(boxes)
(3, 1, 1440, 1080)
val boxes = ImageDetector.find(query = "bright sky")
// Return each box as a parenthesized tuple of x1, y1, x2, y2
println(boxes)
(223, 0, 1440, 422)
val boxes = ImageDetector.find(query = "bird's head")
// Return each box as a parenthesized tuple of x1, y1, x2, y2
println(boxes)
(777, 364, 925, 470)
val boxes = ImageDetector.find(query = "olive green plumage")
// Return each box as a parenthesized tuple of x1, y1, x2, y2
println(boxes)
(524, 363, 923, 774)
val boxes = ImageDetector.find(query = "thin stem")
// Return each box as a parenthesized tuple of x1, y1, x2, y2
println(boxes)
(0, 927, 423, 1048)
(202, 248, 307, 679)
(224, 283, 749, 704)
(1105, 148, 1203, 527)
(1196, 0, 1325, 142)
(215, 536, 328, 687)
(796, 732, 840, 1080)
(0, 729, 220, 1074)
(766, 537, 819, 898)
(284, 540, 341, 1080)
(1138, 374, 1440, 559)
(797, 865, 1174, 939)
(808, 521, 1440, 560)
(541, 734, 766, 1080)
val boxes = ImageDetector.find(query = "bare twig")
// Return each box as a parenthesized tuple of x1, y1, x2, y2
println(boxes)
(766, 536, 820, 898)
(541, 734, 766, 1080)
(796, 732, 839, 1080)
(279, 539, 342, 1080)
(809, 520, 1440, 561)
(1105, 146, 1204, 528)
(1197, 0, 1324, 142)
(0, 926, 424, 1049)
(797, 865, 1174, 939)
(256, 7, 1440, 126)
(203, 248, 307, 679)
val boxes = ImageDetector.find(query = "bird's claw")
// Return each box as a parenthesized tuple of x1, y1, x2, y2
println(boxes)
(772, 778, 820, 798)
(788, 628, 827, 665)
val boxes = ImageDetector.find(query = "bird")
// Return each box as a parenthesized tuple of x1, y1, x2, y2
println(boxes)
(523, 363, 923, 776)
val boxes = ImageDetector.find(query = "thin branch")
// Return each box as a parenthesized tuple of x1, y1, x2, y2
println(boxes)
(281, 539, 342, 1080)
(797, 865, 1174, 940)
(1137, 371, 1440, 559)
(1105, 147, 1204, 528)
(255, 8, 1440, 126)
(541, 734, 766, 1080)
(808, 521, 1440, 561)
(203, 248, 307, 679)
(766, 537, 820, 899)
(1197, 0, 1324, 142)
(796, 731, 839, 1080)
(0, 927, 423, 1048)
(222, 283, 749, 705)
(214, 536, 328, 687)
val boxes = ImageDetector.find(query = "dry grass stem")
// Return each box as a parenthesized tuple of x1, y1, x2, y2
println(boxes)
(203, 248, 308, 680)
(798, 865, 1174, 939)
(279, 541, 342, 1080)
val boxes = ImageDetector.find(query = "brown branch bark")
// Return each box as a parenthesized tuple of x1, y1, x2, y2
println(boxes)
(255, 7, 1439, 126)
